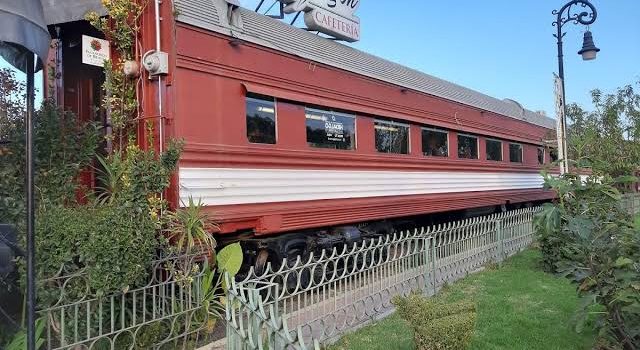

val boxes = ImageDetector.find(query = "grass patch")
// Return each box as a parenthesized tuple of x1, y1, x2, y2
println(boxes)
(329, 250, 597, 350)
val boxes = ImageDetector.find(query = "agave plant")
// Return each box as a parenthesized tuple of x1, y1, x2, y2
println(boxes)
(94, 153, 125, 205)
(165, 196, 217, 254)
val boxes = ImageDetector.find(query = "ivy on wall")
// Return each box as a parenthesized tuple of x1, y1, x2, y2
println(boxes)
(86, 0, 148, 143)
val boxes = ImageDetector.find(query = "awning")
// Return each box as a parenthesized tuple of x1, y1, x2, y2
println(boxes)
(40, 0, 106, 26)
(0, 0, 50, 70)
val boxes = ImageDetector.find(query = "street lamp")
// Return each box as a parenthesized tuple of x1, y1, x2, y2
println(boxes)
(578, 31, 601, 61)
(552, 0, 599, 174)
(0, 1, 50, 350)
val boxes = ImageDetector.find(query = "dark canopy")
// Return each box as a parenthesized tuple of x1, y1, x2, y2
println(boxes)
(0, 0, 50, 71)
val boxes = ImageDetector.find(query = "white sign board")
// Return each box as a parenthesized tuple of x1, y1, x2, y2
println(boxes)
(554, 74, 567, 174)
(82, 35, 110, 67)
(282, 0, 361, 42)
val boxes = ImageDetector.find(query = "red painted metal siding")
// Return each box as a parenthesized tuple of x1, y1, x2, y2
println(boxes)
(162, 22, 557, 235)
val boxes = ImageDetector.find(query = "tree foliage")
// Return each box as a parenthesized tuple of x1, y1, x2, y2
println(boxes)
(567, 81, 640, 179)
(535, 174, 640, 349)
(0, 69, 99, 230)
(536, 80, 640, 349)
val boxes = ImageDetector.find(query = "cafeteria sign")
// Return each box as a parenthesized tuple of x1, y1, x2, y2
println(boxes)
(282, 0, 361, 42)
(81, 35, 110, 67)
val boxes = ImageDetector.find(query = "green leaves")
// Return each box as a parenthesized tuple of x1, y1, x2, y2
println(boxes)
(0, 99, 98, 226)
(36, 205, 159, 303)
(614, 257, 634, 268)
(566, 216, 595, 242)
(217, 243, 243, 277)
(165, 196, 217, 254)
(392, 294, 476, 350)
(4, 318, 45, 350)
(566, 81, 640, 180)
(535, 168, 640, 347)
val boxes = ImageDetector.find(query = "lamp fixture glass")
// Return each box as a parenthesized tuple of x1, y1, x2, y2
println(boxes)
(578, 31, 600, 61)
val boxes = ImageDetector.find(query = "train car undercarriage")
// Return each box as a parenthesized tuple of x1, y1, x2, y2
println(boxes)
(226, 201, 545, 278)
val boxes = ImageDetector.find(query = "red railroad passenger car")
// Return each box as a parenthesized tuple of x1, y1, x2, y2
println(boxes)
(169, 0, 557, 233)
(48, 0, 557, 265)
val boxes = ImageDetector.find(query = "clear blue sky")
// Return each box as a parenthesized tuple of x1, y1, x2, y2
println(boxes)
(244, 0, 639, 117)
(2, 1, 638, 117)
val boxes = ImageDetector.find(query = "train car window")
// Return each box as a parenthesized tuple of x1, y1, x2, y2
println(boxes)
(509, 143, 523, 163)
(375, 120, 409, 154)
(457, 134, 478, 159)
(422, 128, 448, 157)
(246, 94, 276, 144)
(550, 148, 559, 162)
(537, 147, 545, 165)
(486, 139, 503, 161)
(306, 108, 356, 150)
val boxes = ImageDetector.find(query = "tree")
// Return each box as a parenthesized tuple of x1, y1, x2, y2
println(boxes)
(566, 80, 640, 180)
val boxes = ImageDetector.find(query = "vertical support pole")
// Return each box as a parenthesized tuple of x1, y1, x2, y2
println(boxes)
(25, 52, 36, 350)
(430, 237, 437, 295)
(225, 274, 239, 350)
(272, 283, 285, 350)
(249, 287, 261, 348)
(496, 219, 504, 264)
(422, 237, 430, 294)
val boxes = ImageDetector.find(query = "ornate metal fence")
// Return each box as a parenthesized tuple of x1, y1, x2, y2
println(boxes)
(38, 252, 217, 350)
(622, 193, 640, 216)
(226, 207, 541, 349)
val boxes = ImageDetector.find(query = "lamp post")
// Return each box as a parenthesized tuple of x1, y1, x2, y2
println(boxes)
(553, 0, 600, 174)
(0, 1, 50, 349)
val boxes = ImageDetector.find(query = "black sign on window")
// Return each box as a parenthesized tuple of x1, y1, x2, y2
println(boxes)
(306, 108, 356, 150)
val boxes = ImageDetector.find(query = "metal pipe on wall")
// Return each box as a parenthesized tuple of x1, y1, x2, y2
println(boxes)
(154, 0, 164, 153)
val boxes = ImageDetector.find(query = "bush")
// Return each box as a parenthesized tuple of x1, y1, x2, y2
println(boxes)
(36, 204, 159, 303)
(535, 173, 640, 349)
(392, 294, 476, 350)
(0, 99, 98, 228)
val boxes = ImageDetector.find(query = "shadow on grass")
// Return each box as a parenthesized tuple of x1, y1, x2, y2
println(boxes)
(328, 249, 597, 350)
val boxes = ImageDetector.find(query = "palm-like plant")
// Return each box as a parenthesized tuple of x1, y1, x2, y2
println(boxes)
(94, 153, 125, 205)
(165, 196, 217, 254)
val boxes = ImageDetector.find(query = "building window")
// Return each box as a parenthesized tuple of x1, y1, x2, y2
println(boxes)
(422, 128, 448, 157)
(375, 120, 409, 154)
(537, 147, 545, 165)
(486, 139, 503, 161)
(509, 143, 523, 163)
(457, 134, 478, 159)
(306, 108, 356, 150)
(246, 94, 276, 144)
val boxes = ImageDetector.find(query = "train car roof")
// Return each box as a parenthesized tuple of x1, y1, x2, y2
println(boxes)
(174, 0, 556, 129)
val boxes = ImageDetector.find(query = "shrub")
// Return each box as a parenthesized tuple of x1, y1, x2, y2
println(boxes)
(0, 98, 98, 228)
(392, 294, 476, 350)
(535, 173, 640, 349)
(36, 204, 159, 303)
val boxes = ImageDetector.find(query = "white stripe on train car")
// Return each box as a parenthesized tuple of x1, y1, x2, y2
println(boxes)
(178, 168, 546, 206)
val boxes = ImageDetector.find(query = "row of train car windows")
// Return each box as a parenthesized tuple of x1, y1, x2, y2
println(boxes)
(246, 94, 549, 164)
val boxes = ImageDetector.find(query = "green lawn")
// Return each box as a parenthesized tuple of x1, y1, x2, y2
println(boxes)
(329, 250, 597, 350)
